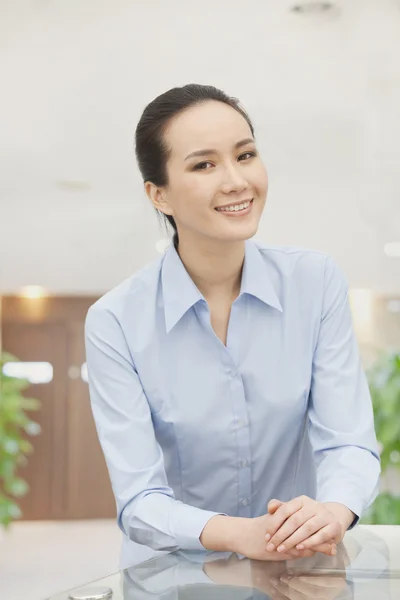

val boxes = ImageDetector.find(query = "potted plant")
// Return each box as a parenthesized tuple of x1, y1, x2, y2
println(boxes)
(0, 351, 41, 529)
(361, 352, 400, 524)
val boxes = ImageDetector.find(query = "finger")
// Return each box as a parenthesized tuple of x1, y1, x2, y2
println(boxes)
(268, 499, 284, 514)
(286, 540, 335, 558)
(296, 575, 346, 589)
(296, 523, 341, 551)
(274, 515, 330, 553)
(267, 549, 314, 561)
(265, 497, 305, 544)
(287, 548, 315, 559)
(270, 578, 308, 600)
(306, 541, 337, 556)
(288, 542, 335, 557)
(279, 574, 334, 596)
(267, 508, 315, 551)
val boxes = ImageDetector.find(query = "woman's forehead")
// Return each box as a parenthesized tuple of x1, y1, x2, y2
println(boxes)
(165, 101, 252, 157)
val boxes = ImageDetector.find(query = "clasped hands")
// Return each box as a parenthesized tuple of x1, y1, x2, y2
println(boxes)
(263, 495, 355, 559)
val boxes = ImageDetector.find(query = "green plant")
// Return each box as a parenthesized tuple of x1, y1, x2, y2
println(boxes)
(361, 352, 400, 525)
(0, 351, 41, 528)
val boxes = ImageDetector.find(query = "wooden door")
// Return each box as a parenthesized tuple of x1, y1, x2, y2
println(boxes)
(66, 319, 115, 518)
(1, 297, 116, 520)
(2, 322, 68, 520)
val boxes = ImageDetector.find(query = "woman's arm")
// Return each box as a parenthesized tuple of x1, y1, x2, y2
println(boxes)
(308, 255, 381, 521)
(85, 303, 222, 552)
(255, 256, 381, 554)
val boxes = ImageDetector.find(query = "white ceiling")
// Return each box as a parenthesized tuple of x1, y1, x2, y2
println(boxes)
(0, 0, 399, 295)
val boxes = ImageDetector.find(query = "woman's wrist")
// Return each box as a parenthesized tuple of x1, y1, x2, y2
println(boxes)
(200, 514, 246, 553)
(323, 502, 355, 535)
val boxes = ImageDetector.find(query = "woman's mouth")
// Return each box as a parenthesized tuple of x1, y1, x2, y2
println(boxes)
(215, 199, 253, 216)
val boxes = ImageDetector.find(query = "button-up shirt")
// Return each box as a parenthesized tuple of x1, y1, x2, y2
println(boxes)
(85, 239, 380, 569)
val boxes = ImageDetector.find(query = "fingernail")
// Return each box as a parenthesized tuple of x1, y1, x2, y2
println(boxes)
(280, 575, 290, 582)
(296, 544, 304, 550)
(270, 577, 279, 586)
(267, 543, 275, 552)
(277, 545, 286, 553)
(265, 533, 271, 542)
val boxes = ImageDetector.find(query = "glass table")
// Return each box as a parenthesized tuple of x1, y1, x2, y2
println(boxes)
(48, 525, 400, 599)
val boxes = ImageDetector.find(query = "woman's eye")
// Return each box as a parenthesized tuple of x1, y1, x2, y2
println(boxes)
(238, 151, 256, 161)
(193, 162, 213, 170)
(193, 152, 256, 170)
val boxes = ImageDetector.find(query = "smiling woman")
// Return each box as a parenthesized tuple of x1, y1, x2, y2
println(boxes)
(85, 83, 380, 570)
(135, 85, 267, 253)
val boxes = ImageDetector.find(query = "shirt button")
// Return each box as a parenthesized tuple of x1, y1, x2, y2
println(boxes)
(235, 418, 246, 429)
(240, 498, 250, 507)
(228, 368, 237, 377)
(239, 459, 249, 468)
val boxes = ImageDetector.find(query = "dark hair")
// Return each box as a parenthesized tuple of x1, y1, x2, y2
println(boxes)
(134, 84, 255, 247)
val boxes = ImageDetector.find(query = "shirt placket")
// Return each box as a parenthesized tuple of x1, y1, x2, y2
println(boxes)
(224, 300, 252, 517)
(195, 299, 253, 517)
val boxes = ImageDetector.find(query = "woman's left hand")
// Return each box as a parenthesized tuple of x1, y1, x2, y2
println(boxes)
(264, 496, 355, 554)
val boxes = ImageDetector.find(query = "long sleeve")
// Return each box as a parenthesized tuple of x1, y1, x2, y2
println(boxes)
(308, 256, 381, 521)
(84, 304, 222, 552)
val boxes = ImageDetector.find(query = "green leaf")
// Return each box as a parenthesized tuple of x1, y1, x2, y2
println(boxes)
(0, 351, 41, 527)
(24, 421, 41, 436)
(19, 439, 34, 455)
(0, 458, 15, 480)
(0, 494, 22, 527)
(4, 478, 29, 498)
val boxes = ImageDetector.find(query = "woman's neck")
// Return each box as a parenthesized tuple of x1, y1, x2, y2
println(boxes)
(177, 234, 246, 301)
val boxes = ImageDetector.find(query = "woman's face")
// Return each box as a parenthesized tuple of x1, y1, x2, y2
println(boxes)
(149, 100, 268, 246)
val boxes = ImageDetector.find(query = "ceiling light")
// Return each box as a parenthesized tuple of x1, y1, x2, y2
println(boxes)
(155, 238, 171, 254)
(291, 2, 334, 14)
(19, 286, 48, 299)
(384, 242, 400, 258)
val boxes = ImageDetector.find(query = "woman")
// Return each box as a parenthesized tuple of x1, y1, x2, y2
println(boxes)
(85, 84, 380, 570)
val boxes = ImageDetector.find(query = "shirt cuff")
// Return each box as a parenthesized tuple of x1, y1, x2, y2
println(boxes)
(170, 502, 227, 550)
(316, 493, 362, 530)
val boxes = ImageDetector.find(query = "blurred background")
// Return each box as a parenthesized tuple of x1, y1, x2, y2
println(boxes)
(0, 1, 399, 599)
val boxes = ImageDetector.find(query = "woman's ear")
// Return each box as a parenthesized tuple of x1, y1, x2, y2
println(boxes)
(145, 181, 174, 216)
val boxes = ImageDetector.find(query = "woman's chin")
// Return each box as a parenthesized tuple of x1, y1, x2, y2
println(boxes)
(219, 220, 260, 243)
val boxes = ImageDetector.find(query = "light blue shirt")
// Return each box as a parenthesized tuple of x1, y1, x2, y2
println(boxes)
(85, 239, 380, 569)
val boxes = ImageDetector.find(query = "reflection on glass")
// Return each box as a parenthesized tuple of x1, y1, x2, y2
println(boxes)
(121, 528, 393, 600)
(3, 361, 53, 384)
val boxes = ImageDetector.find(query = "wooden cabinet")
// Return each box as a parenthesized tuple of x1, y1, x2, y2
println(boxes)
(2, 297, 116, 520)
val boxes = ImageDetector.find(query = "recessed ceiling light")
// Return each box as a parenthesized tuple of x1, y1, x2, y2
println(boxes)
(291, 2, 334, 14)
(155, 238, 171, 254)
(19, 285, 48, 299)
(384, 242, 400, 258)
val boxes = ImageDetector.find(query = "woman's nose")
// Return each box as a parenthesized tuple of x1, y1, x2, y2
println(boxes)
(220, 164, 249, 195)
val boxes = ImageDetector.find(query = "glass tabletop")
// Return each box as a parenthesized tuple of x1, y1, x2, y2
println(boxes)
(48, 525, 400, 600)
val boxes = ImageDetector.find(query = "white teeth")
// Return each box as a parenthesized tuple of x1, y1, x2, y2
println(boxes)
(217, 200, 251, 212)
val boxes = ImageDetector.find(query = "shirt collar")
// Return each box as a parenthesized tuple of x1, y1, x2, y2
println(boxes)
(162, 244, 205, 333)
(161, 239, 282, 333)
(240, 240, 283, 312)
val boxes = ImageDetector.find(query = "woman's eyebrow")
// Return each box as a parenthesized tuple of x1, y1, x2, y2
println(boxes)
(184, 137, 255, 161)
